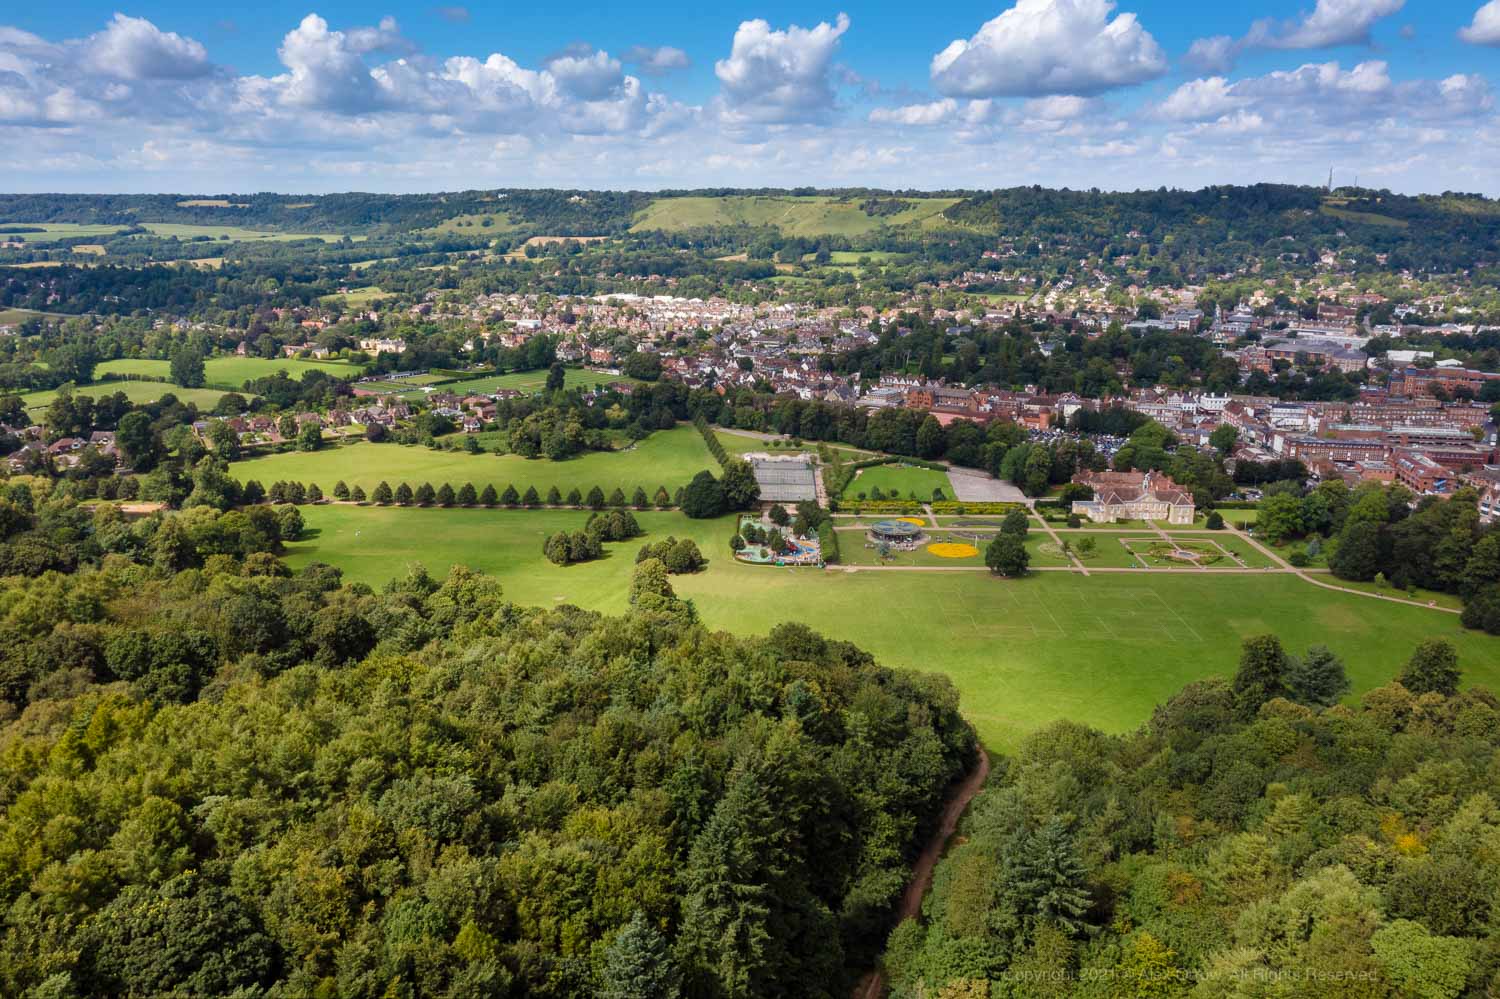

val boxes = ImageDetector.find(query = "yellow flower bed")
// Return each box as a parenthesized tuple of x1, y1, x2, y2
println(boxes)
(927, 542, 979, 559)
(898, 517, 926, 526)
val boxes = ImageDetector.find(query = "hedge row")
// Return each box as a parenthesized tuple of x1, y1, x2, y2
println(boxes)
(250, 479, 681, 510)
(883, 455, 950, 472)
(839, 500, 925, 515)
(695, 415, 733, 469)
(930, 500, 1028, 515)
(817, 520, 840, 565)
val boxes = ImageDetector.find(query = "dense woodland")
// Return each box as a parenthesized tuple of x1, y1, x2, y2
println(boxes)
(0, 533, 973, 997)
(884, 636, 1499, 998)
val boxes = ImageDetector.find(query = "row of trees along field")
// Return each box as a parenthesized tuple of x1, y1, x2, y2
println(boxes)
(883, 634, 1499, 998)
(0, 531, 974, 997)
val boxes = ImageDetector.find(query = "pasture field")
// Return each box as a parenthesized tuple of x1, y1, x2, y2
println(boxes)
(394, 367, 635, 400)
(826, 250, 905, 264)
(844, 462, 952, 501)
(18, 380, 234, 416)
(139, 223, 360, 242)
(282, 503, 1500, 751)
(422, 211, 522, 236)
(630, 195, 961, 237)
(94, 356, 365, 390)
(319, 286, 387, 308)
(230, 425, 717, 496)
(0, 222, 357, 243)
(0, 309, 41, 325)
(0, 224, 131, 244)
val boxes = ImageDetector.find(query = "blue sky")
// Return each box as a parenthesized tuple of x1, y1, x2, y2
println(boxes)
(3, 1, 1499, 194)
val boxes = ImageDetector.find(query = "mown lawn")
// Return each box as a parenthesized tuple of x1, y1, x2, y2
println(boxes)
(231, 425, 718, 497)
(282, 504, 1500, 752)
(19, 380, 235, 417)
(94, 356, 365, 390)
(395, 367, 636, 400)
(844, 463, 951, 501)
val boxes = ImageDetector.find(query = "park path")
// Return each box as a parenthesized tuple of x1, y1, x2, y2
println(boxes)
(854, 751, 992, 999)
(1228, 524, 1461, 614)
(1028, 505, 1089, 576)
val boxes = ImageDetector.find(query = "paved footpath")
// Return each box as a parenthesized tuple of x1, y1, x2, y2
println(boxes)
(1228, 524, 1460, 614)
(1028, 504, 1089, 576)
(826, 521, 1461, 615)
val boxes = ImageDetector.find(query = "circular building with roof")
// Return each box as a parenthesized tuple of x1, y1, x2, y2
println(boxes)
(868, 519, 925, 547)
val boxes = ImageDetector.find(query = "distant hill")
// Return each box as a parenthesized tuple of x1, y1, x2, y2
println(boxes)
(2, 186, 1498, 269)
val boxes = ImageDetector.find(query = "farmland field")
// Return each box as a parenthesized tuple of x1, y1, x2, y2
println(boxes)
(0, 222, 358, 243)
(630, 195, 962, 237)
(139, 223, 361, 242)
(826, 250, 905, 264)
(231, 424, 718, 496)
(0, 223, 132, 244)
(283, 503, 1500, 751)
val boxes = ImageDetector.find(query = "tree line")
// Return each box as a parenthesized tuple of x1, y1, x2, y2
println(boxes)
(884, 632, 1494, 998)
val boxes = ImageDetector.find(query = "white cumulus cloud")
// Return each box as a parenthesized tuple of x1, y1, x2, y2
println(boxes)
(1157, 77, 1244, 121)
(1460, 1, 1500, 45)
(1247, 0, 1405, 50)
(931, 0, 1166, 98)
(715, 13, 850, 124)
(82, 13, 211, 81)
(868, 98, 957, 125)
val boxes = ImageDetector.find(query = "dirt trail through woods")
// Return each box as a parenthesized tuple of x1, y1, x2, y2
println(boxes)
(855, 750, 992, 999)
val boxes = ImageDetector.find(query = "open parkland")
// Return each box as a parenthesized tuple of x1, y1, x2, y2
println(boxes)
(249, 424, 1500, 751)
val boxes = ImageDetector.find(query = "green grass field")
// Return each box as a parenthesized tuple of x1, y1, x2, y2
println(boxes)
(282, 504, 1500, 751)
(0, 223, 132, 244)
(318, 286, 387, 308)
(0, 222, 357, 244)
(94, 356, 365, 391)
(844, 463, 952, 501)
(394, 367, 635, 400)
(18, 380, 235, 416)
(421, 211, 521, 237)
(139, 223, 359, 242)
(630, 196, 961, 237)
(826, 250, 906, 264)
(231, 425, 717, 496)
